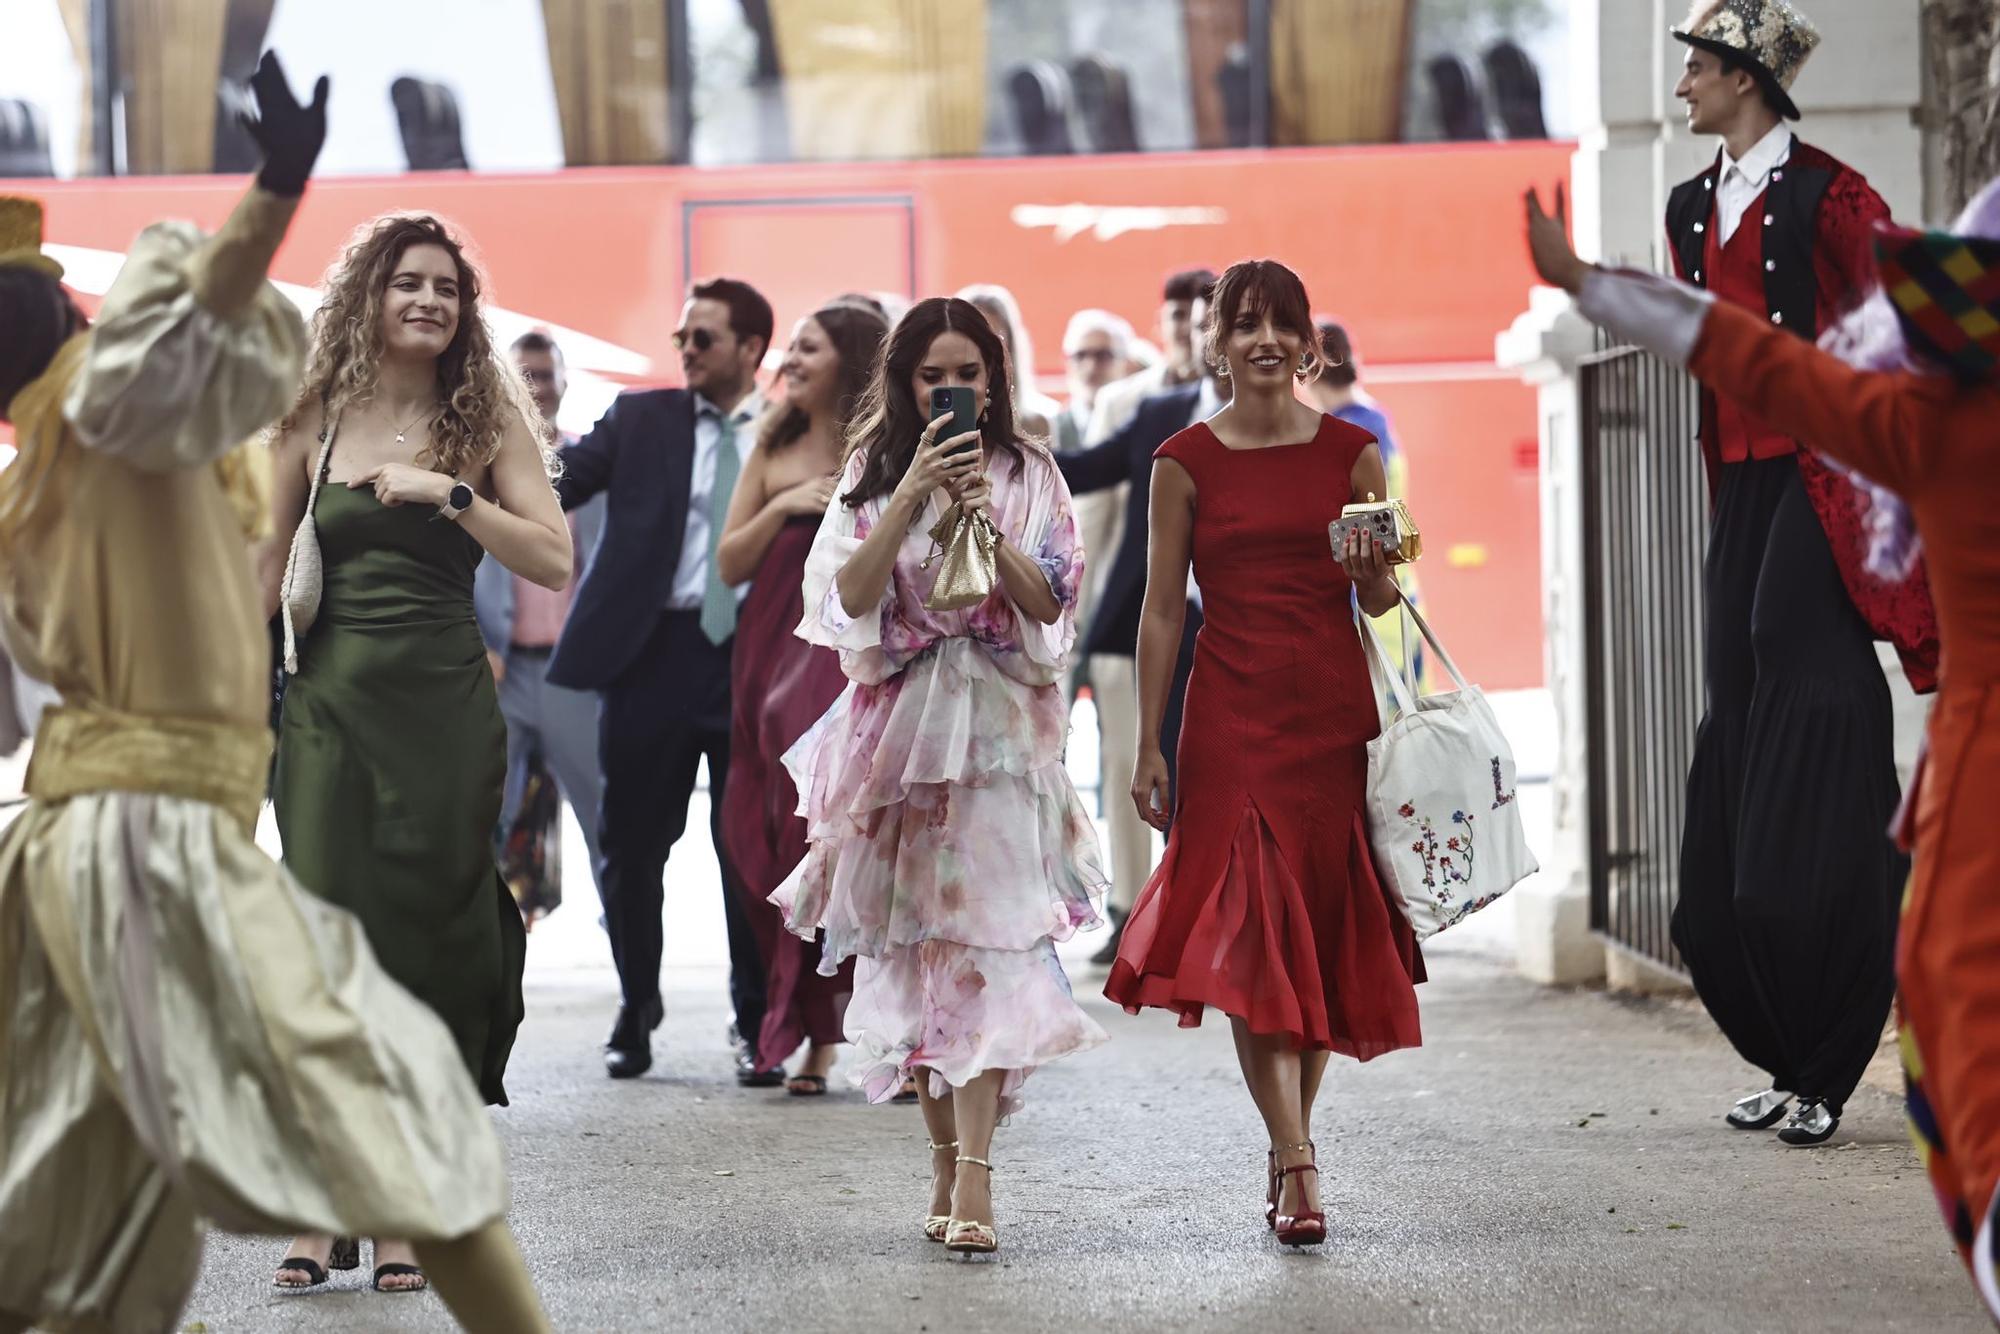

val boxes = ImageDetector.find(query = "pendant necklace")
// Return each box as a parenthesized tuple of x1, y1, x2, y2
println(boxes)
(392, 403, 434, 449)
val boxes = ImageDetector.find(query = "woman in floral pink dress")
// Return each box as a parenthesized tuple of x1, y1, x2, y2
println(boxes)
(773, 296, 1107, 1257)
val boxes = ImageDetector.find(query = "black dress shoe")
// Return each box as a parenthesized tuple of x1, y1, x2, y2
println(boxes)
(1089, 909, 1127, 967)
(604, 995, 664, 1080)
(736, 1049, 786, 1087)
(1776, 1099, 1838, 1146)
(1725, 1088, 1791, 1130)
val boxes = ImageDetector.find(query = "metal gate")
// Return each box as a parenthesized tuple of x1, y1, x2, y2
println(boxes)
(1579, 343, 1706, 974)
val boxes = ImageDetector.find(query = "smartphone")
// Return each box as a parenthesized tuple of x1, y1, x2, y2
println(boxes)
(929, 386, 980, 456)
(1329, 511, 1403, 560)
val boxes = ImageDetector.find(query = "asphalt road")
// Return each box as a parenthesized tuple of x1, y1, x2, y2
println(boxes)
(179, 927, 1983, 1334)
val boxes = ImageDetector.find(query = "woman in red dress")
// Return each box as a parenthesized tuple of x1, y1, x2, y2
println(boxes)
(1106, 259, 1424, 1247)
(716, 299, 888, 1095)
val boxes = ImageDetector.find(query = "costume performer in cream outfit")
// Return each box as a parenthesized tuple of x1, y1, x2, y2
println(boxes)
(0, 55, 548, 1334)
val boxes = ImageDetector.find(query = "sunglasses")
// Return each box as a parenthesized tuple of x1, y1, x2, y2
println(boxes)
(673, 327, 724, 354)
(1068, 347, 1118, 364)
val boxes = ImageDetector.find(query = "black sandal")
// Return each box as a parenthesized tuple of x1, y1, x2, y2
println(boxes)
(372, 1262, 428, 1293)
(787, 1073, 828, 1097)
(274, 1236, 359, 1289)
(891, 1074, 920, 1104)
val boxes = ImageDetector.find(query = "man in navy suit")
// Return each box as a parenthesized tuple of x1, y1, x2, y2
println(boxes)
(1058, 279, 1224, 962)
(551, 279, 777, 1081)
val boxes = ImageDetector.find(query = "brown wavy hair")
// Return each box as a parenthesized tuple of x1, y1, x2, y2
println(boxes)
(841, 296, 1032, 507)
(756, 300, 889, 454)
(1203, 258, 1322, 384)
(279, 213, 548, 473)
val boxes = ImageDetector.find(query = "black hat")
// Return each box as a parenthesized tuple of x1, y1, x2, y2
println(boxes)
(1672, 0, 1821, 122)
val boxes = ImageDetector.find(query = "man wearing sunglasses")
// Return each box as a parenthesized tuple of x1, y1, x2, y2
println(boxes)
(549, 277, 780, 1084)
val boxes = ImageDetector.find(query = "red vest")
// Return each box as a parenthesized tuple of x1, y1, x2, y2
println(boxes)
(1702, 190, 1796, 462)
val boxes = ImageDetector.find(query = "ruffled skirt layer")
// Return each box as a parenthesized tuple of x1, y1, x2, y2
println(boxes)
(0, 793, 507, 1334)
(1107, 799, 1424, 1060)
(772, 639, 1108, 1110)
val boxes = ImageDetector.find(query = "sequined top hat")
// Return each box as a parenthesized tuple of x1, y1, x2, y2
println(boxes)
(1875, 224, 2000, 384)
(1673, 0, 1821, 122)
(0, 196, 63, 280)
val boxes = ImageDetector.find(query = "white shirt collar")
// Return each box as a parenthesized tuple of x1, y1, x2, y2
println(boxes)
(696, 388, 764, 424)
(1194, 375, 1227, 423)
(1721, 124, 1792, 191)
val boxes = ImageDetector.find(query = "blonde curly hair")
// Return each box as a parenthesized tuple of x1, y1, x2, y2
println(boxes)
(280, 212, 548, 474)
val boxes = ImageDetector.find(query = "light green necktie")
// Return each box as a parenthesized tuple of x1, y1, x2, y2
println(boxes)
(699, 411, 741, 645)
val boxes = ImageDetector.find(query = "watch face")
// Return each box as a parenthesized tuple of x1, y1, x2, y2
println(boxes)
(449, 483, 475, 510)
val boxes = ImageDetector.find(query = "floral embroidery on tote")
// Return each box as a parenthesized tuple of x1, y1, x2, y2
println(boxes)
(1490, 756, 1517, 810)
(1399, 802, 1478, 903)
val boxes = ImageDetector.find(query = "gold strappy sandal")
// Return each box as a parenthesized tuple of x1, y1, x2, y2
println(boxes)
(924, 1140, 958, 1242)
(945, 1155, 998, 1255)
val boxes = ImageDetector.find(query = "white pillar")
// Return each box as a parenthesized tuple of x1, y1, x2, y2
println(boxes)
(1496, 289, 1603, 987)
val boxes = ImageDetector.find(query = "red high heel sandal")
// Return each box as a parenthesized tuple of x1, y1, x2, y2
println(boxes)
(1274, 1142, 1326, 1247)
(1265, 1149, 1278, 1230)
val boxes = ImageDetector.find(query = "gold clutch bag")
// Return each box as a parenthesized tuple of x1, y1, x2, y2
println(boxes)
(1329, 492, 1423, 565)
(921, 505, 1002, 612)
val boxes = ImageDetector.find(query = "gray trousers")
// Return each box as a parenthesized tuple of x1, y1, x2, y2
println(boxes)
(497, 646, 605, 900)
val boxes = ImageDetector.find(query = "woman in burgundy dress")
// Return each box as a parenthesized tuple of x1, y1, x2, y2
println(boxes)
(717, 299, 889, 1096)
(1106, 260, 1424, 1246)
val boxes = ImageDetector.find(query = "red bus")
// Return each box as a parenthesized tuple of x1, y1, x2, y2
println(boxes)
(4, 139, 1566, 687)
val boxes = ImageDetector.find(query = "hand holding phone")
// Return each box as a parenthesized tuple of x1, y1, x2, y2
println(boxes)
(929, 386, 981, 457)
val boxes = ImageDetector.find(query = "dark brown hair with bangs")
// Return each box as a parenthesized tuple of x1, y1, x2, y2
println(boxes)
(1202, 259, 1322, 382)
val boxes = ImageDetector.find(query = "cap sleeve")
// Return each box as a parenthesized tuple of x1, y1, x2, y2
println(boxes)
(1152, 420, 1209, 472)
(62, 218, 306, 472)
(1324, 412, 1378, 474)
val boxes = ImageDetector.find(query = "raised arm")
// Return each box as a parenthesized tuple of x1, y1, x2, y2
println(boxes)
(1527, 185, 1936, 497)
(1341, 444, 1402, 617)
(1130, 456, 1194, 832)
(835, 417, 978, 618)
(65, 54, 326, 469)
(555, 394, 628, 510)
(463, 413, 573, 589)
(716, 443, 838, 588)
(1056, 410, 1143, 495)
(953, 462, 1065, 627)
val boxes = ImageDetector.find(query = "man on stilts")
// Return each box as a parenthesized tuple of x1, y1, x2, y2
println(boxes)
(1660, 0, 1938, 1147)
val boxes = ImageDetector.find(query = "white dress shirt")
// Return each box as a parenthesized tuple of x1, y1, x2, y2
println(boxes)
(668, 389, 764, 609)
(1716, 124, 1793, 246)
(1191, 374, 1226, 428)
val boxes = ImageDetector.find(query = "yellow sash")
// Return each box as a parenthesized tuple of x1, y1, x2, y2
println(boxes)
(25, 705, 271, 833)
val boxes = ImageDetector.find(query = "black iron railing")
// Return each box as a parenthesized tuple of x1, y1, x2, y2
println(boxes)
(1579, 342, 1706, 975)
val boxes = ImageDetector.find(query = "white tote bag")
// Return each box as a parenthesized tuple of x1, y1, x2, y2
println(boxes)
(1358, 601, 1537, 940)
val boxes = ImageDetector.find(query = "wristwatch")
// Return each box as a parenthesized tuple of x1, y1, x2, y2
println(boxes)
(439, 480, 475, 520)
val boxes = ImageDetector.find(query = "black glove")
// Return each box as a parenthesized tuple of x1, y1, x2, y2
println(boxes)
(238, 51, 328, 197)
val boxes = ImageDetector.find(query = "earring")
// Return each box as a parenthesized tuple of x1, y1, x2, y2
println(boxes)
(1213, 362, 1230, 379)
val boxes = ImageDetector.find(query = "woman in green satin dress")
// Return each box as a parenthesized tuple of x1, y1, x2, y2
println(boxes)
(261, 214, 572, 1294)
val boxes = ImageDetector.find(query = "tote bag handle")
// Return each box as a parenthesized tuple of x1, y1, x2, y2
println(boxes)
(1356, 591, 1473, 727)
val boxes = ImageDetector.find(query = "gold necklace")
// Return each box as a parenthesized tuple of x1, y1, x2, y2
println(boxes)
(390, 402, 435, 449)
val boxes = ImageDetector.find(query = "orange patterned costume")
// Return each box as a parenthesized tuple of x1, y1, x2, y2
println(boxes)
(1682, 294, 2000, 1311)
